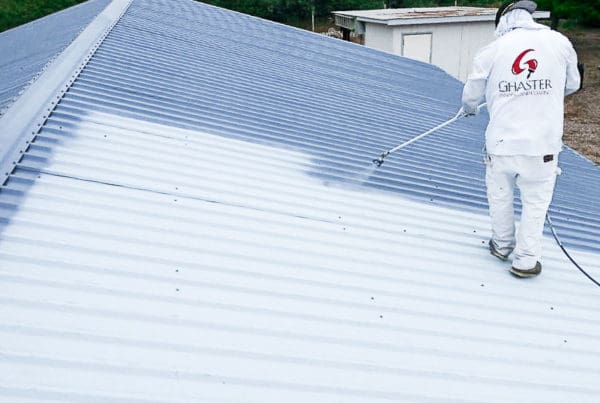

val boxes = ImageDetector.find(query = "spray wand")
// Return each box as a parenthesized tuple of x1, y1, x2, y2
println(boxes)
(372, 103, 487, 167)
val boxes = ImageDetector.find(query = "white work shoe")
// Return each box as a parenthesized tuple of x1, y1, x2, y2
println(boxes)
(489, 239, 512, 261)
(510, 262, 542, 278)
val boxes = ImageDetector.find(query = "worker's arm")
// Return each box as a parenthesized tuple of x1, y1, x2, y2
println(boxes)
(564, 40, 581, 96)
(462, 45, 493, 115)
(462, 79, 486, 115)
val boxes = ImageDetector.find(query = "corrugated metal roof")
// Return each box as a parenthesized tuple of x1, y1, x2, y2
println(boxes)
(1, 0, 600, 402)
(0, 0, 112, 115)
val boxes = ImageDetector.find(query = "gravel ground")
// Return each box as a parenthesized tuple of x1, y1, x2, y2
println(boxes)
(563, 28, 600, 165)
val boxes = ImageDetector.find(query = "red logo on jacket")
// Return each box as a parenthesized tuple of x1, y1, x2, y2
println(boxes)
(512, 49, 538, 79)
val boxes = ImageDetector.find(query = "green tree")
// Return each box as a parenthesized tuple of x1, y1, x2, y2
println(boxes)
(536, 0, 600, 28)
(206, 0, 382, 21)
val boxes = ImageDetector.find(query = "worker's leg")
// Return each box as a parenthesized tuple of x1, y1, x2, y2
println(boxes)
(486, 155, 517, 255)
(512, 155, 558, 270)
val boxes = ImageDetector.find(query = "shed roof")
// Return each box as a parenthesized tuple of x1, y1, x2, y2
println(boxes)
(333, 6, 550, 26)
(1, 0, 599, 402)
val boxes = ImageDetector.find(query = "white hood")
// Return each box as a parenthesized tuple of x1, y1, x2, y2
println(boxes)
(495, 9, 549, 38)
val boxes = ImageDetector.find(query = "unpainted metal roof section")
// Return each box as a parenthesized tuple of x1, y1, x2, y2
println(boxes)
(333, 6, 550, 26)
(0, 0, 600, 402)
(0, 0, 112, 115)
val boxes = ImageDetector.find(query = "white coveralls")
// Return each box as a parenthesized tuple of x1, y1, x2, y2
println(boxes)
(462, 10, 580, 270)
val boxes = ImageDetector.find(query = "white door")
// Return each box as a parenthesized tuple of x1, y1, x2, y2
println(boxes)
(402, 33, 432, 63)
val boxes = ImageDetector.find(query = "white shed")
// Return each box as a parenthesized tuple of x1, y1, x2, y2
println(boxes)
(333, 7, 550, 81)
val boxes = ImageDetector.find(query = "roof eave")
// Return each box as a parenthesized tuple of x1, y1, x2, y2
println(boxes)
(358, 15, 494, 25)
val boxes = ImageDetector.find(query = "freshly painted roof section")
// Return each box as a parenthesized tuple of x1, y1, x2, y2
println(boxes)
(1, 0, 600, 402)
(333, 7, 550, 26)
(0, 0, 112, 114)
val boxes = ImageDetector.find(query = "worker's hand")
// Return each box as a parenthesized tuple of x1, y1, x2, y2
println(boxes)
(462, 104, 479, 117)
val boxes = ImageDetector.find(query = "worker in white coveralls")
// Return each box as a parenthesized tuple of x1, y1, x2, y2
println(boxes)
(461, 0, 580, 278)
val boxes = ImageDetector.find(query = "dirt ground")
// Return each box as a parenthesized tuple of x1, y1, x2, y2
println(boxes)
(563, 28, 600, 165)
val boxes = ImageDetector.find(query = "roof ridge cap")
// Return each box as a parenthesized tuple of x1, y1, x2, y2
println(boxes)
(0, 0, 132, 186)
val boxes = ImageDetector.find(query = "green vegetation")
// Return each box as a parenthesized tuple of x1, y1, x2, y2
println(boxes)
(536, 0, 600, 28)
(203, 0, 502, 24)
(0, 0, 86, 32)
(1, 0, 598, 33)
(204, 0, 378, 24)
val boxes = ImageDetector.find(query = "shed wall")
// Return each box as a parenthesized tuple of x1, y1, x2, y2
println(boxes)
(364, 23, 395, 53)
(365, 21, 495, 81)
